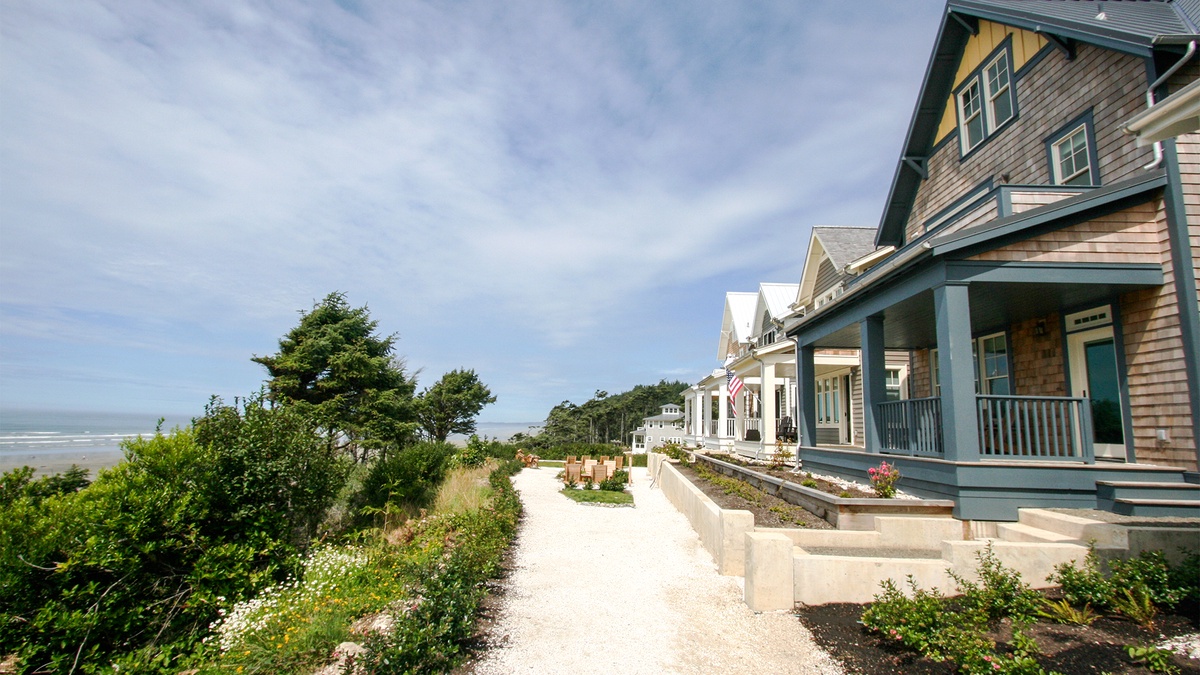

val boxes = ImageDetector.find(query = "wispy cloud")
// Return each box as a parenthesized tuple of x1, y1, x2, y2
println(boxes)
(1, 0, 944, 420)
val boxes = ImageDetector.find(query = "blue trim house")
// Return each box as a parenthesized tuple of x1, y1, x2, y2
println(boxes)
(784, 0, 1200, 521)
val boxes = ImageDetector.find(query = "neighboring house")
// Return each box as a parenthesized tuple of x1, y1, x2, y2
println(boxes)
(684, 230, 910, 456)
(781, 0, 1200, 520)
(630, 404, 685, 453)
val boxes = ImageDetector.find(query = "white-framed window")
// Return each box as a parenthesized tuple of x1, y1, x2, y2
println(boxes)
(886, 368, 904, 402)
(931, 333, 1010, 396)
(977, 332, 1010, 395)
(1051, 125, 1092, 186)
(817, 376, 841, 426)
(985, 53, 1014, 131)
(958, 79, 985, 152)
(956, 46, 1017, 155)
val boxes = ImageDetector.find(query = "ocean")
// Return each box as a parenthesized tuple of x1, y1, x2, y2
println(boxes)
(0, 409, 541, 476)
(0, 408, 194, 476)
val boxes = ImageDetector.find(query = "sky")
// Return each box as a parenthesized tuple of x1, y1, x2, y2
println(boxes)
(0, 1, 946, 424)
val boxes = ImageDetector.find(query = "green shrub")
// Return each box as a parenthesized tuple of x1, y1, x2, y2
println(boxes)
(599, 470, 628, 492)
(1049, 546, 1114, 609)
(861, 577, 990, 663)
(357, 463, 522, 673)
(1168, 552, 1200, 609)
(0, 396, 346, 673)
(801, 478, 818, 488)
(357, 441, 455, 525)
(0, 464, 90, 507)
(1109, 550, 1179, 609)
(951, 543, 1042, 621)
(529, 442, 613, 461)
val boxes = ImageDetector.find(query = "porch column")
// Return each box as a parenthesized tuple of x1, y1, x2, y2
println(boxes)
(718, 381, 730, 440)
(694, 387, 704, 439)
(934, 282, 980, 461)
(762, 361, 777, 446)
(861, 314, 886, 454)
(797, 344, 817, 446)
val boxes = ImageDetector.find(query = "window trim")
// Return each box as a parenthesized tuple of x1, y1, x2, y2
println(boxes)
(953, 37, 1019, 159)
(931, 331, 1012, 396)
(1045, 110, 1100, 187)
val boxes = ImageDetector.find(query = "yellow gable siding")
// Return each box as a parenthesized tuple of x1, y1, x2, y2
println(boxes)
(934, 20, 1048, 142)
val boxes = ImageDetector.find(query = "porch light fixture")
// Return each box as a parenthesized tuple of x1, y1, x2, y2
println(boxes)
(1034, 320, 1047, 337)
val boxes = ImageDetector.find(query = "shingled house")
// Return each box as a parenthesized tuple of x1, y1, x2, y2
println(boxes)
(781, 0, 1200, 520)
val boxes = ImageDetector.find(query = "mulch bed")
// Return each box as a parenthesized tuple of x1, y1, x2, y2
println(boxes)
(704, 453, 876, 499)
(674, 462, 833, 529)
(798, 601, 1199, 674)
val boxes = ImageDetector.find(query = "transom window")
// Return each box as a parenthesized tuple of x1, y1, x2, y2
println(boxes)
(956, 46, 1017, 155)
(1052, 125, 1092, 186)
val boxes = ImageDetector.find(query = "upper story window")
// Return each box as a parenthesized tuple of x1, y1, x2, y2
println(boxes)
(955, 44, 1017, 156)
(1046, 111, 1099, 187)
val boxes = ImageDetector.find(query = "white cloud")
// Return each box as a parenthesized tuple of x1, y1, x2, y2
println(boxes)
(0, 0, 944, 420)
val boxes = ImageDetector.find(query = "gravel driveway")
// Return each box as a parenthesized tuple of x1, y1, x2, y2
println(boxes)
(470, 466, 844, 674)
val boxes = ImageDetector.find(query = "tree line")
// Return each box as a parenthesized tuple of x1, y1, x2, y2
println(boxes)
(517, 380, 689, 449)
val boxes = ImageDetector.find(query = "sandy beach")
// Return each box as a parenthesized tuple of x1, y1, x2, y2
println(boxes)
(0, 448, 126, 478)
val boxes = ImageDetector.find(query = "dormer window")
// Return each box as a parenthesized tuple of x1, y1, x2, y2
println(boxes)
(955, 44, 1017, 156)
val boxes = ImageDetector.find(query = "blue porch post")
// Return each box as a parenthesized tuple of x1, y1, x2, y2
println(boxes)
(934, 282, 980, 461)
(797, 344, 817, 446)
(861, 315, 886, 454)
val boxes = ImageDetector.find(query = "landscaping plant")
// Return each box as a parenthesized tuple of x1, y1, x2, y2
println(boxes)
(950, 543, 1043, 622)
(866, 460, 900, 498)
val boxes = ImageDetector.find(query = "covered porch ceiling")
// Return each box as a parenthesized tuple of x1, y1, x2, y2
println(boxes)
(798, 260, 1164, 350)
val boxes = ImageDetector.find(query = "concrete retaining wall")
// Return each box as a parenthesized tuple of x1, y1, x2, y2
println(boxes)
(649, 453, 754, 575)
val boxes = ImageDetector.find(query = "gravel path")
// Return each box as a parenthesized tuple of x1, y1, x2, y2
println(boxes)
(471, 466, 844, 675)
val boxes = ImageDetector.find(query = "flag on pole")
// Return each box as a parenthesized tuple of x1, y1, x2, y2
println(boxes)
(725, 367, 745, 415)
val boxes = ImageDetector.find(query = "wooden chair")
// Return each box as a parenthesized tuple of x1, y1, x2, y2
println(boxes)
(565, 463, 582, 484)
(566, 455, 577, 464)
(592, 464, 609, 483)
(600, 455, 609, 463)
(613, 456, 623, 470)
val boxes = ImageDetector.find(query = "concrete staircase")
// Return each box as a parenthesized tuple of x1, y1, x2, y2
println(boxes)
(1095, 480, 1200, 517)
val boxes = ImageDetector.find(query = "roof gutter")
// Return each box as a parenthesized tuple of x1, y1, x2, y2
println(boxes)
(1138, 40, 1196, 169)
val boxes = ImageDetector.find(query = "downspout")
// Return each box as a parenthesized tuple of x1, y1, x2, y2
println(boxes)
(1140, 40, 1196, 170)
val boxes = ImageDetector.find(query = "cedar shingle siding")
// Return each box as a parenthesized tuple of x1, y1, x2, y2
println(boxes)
(906, 42, 1154, 244)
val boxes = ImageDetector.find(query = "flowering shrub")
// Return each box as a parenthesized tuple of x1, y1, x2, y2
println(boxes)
(867, 461, 900, 498)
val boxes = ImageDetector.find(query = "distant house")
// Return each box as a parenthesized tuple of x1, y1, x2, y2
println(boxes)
(630, 404, 684, 453)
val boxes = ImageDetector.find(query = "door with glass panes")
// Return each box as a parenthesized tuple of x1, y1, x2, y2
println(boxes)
(1066, 310, 1127, 460)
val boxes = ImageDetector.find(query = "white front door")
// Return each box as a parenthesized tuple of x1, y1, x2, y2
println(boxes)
(1068, 325, 1127, 460)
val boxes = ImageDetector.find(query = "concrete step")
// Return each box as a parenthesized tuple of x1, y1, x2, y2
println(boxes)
(1111, 498, 1200, 518)
(996, 522, 1078, 544)
(1017, 508, 1125, 546)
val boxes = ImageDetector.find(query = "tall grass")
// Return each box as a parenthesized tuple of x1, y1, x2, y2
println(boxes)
(433, 462, 495, 516)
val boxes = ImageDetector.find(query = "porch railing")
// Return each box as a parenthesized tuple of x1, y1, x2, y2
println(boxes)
(977, 395, 1094, 463)
(709, 419, 718, 435)
(726, 419, 736, 437)
(878, 397, 944, 456)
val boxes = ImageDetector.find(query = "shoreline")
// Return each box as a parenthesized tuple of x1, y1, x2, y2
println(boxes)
(1, 449, 125, 478)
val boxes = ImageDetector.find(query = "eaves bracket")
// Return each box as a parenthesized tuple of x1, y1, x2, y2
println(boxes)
(903, 156, 929, 181)
(1039, 31, 1076, 60)
(949, 12, 979, 36)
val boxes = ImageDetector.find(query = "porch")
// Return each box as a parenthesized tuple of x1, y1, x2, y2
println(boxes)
(788, 239, 1197, 519)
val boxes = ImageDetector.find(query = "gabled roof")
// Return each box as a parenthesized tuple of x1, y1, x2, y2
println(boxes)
(877, 0, 1200, 248)
(797, 226, 877, 307)
(717, 292, 758, 360)
(753, 282, 801, 336)
(816, 226, 879, 269)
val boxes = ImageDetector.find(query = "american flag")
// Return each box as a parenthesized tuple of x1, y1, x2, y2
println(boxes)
(725, 367, 745, 415)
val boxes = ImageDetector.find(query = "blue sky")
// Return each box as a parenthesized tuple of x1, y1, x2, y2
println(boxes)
(0, 1, 945, 424)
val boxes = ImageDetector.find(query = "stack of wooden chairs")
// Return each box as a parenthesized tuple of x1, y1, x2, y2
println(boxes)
(515, 449, 540, 468)
(562, 454, 629, 485)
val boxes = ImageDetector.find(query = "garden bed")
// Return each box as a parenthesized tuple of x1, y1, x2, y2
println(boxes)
(674, 462, 832, 529)
(799, 599, 1199, 675)
(560, 487, 633, 506)
(693, 453, 954, 528)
